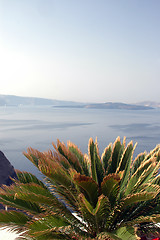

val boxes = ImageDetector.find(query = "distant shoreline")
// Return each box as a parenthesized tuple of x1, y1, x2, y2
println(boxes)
(53, 102, 153, 110)
(0, 94, 157, 110)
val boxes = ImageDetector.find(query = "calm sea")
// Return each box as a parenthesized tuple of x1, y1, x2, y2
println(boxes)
(0, 106, 160, 178)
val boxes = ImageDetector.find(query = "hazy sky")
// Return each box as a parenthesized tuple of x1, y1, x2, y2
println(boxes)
(0, 0, 160, 103)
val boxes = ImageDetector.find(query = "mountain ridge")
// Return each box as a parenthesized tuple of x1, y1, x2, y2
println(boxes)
(0, 94, 159, 110)
(0, 94, 83, 106)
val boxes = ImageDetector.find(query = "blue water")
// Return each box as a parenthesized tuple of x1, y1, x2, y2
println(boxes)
(0, 106, 160, 178)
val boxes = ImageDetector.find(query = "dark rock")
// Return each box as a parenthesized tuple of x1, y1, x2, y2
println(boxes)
(0, 151, 17, 209)
(0, 151, 17, 186)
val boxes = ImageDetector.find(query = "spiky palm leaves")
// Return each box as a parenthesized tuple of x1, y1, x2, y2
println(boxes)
(0, 137, 160, 240)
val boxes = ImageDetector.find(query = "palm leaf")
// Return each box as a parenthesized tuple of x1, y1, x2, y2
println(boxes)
(38, 157, 72, 188)
(101, 174, 120, 207)
(123, 214, 160, 226)
(0, 210, 30, 225)
(68, 141, 90, 176)
(78, 193, 111, 235)
(113, 226, 140, 240)
(101, 143, 112, 173)
(131, 159, 157, 193)
(88, 138, 104, 186)
(15, 170, 46, 188)
(73, 173, 98, 208)
(24, 148, 42, 167)
(0, 137, 160, 239)
(117, 141, 134, 172)
(97, 231, 121, 240)
(28, 215, 72, 240)
(145, 145, 160, 160)
(0, 194, 43, 214)
(118, 142, 134, 198)
(92, 194, 111, 231)
(107, 137, 122, 174)
(125, 157, 156, 195)
(131, 152, 146, 175)
(53, 139, 83, 174)
(122, 192, 157, 209)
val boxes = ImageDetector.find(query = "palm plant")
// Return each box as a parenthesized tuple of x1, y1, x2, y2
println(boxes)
(0, 137, 160, 240)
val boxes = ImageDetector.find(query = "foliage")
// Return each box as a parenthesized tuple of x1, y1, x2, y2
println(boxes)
(0, 137, 160, 239)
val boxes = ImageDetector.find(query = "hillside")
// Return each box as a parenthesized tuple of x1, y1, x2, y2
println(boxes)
(85, 102, 153, 110)
(0, 95, 82, 106)
(0, 94, 158, 110)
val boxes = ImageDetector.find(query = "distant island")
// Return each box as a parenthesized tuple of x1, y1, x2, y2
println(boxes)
(54, 102, 153, 110)
(84, 102, 154, 110)
(0, 94, 82, 107)
(0, 94, 159, 110)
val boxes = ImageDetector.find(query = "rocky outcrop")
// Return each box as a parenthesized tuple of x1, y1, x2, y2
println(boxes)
(0, 151, 17, 186)
(0, 151, 17, 209)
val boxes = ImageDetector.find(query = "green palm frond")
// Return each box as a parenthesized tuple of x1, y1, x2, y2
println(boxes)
(88, 138, 104, 186)
(78, 193, 111, 235)
(0, 210, 30, 225)
(101, 143, 112, 173)
(123, 214, 160, 226)
(53, 139, 83, 174)
(101, 174, 120, 207)
(125, 157, 157, 195)
(118, 142, 135, 198)
(122, 192, 157, 209)
(68, 141, 90, 176)
(107, 137, 123, 174)
(131, 152, 146, 175)
(28, 215, 72, 240)
(117, 141, 134, 173)
(15, 170, 46, 187)
(73, 173, 99, 208)
(113, 226, 140, 240)
(0, 195, 43, 214)
(0, 136, 159, 240)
